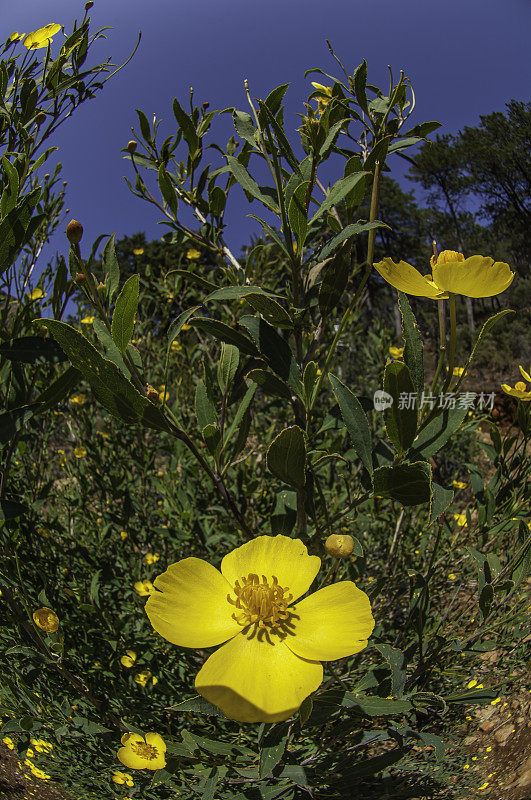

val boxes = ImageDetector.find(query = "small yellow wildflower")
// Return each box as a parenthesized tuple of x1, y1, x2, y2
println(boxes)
(23, 23, 61, 50)
(2, 736, 15, 750)
(477, 783, 489, 791)
(463, 764, 470, 770)
(170, 340, 182, 352)
(112, 770, 134, 786)
(453, 366, 465, 377)
(373, 250, 514, 300)
(30, 739, 53, 753)
(501, 366, 531, 401)
(158, 385, 169, 403)
(80, 316, 95, 324)
(490, 697, 501, 705)
(186, 248, 201, 260)
(144, 552, 160, 565)
(117, 732, 166, 771)
(311, 82, 333, 114)
(120, 531, 129, 541)
(134, 670, 153, 687)
(134, 580, 154, 597)
(69, 393, 86, 405)
(133, 248, 144, 256)
(74, 446, 87, 458)
(388, 345, 404, 359)
(486, 747, 493, 753)
(9, 31, 25, 42)
(120, 651, 137, 669)
(156, 470, 164, 477)
(453, 480, 467, 489)
(454, 513, 467, 527)
(467, 679, 478, 689)
(33, 607, 59, 633)
(448, 573, 457, 580)
(27, 287, 46, 301)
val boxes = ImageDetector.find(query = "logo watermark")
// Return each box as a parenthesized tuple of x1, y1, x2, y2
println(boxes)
(372, 391, 495, 411)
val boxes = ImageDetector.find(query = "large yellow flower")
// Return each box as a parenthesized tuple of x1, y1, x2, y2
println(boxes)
(373, 250, 514, 299)
(117, 732, 166, 771)
(501, 366, 531, 401)
(23, 24, 61, 50)
(33, 607, 59, 633)
(145, 535, 374, 723)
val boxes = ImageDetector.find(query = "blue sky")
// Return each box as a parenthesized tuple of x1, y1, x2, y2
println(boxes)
(4, 0, 531, 269)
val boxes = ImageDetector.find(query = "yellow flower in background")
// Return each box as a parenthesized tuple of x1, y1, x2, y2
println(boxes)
(134, 669, 156, 687)
(69, 393, 86, 405)
(120, 650, 137, 669)
(501, 366, 531, 401)
(453, 366, 465, 377)
(133, 248, 144, 256)
(186, 248, 201, 260)
(117, 732, 166, 771)
(9, 31, 25, 42)
(112, 770, 134, 786)
(120, 531, 129, 541)
(452, 480, 467, 490)
(145, 534, 374, 722)
(158, 385, 169, 403)
(134, 580, 155, 597)
(27, 287, 46, 301)
(23, 23, 61, 50)
(144, 552, 160, 565)
(170, 340, 182, 352)
(448, 573, 457, 581)
(33, 607, 59, 633)
(2, 736, 15, 750)
(373, 250, 514, 300)
(30, 738, 53, 753)
(74, 446, 87, 458)
(80, 315, 95, 324)
(388, 346, 404, 359)
(182, 323, 191, 331)
(453, 513, 467, 527)
(26, 761, 51, 780)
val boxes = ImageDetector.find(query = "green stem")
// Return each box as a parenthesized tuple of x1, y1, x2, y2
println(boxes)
(443, 293, 457, 392)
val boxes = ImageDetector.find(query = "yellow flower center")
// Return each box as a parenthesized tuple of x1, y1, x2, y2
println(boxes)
(437, 250, 465, 265)
(515, 381, 527, 391)
(227, 573, 293, 629)
(131, 741, 158, 760)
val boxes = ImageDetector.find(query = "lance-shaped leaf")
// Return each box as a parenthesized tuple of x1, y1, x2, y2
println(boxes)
(329, 374, 372, 474)
(287, 181, 308, 251)
(319, 244, 352, 317)
(398, 292, 424, 398)
(226, 155, 279, 213)
(111, 274, 139, 354)
(318, 221, 386, 260)
(0, 336, 66, 364)
(309, 172, 367, 225)
(409, 403, 472, 460)
(383, 360, 417, 453)
(240, 316, 302, 395)
(246, 368, 292, 400)
(373, 461, 431, 506)
(429, 482, 454, 523)
(38, 320, 170, 431)
(218, 343, 239, 392)
(189, 318, 258, 357)
(0, 189, 41, 273)
(103, 233, 120, 300)
(195, 380, 217, 431)
(267, 426, 306, 489)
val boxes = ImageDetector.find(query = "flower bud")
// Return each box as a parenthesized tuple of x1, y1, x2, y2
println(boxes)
(33, 607, 60, 633)
(97, 280, 106, 295)
(85, 1, 94, 9)
(146, 385, 160, 404)
(74, 273, 86, 285)
(66, 219, 83, 244)
(35, 111, 47, 126)
(126, 140, 137, 153)
(325, 533, 355, 559)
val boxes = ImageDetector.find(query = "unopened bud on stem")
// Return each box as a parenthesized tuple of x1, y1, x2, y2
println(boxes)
(325, 533, 355, 559)
(85, 1, 94, 10)
(126, 140, 137, 153)
(74, 273, 87, 285)
(66, 219, 83, 244)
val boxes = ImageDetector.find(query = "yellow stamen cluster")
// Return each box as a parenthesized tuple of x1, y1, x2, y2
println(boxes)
(131, 741, 158, 760)
(228, 573, 293, 629)
(430, 249, 465, 269)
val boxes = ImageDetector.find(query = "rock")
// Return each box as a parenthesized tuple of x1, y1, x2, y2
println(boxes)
(517, 769, 531, 788)
(464, 735, 478, 745)
(480, 720, 495, 733)
(494, 724, 515, 744)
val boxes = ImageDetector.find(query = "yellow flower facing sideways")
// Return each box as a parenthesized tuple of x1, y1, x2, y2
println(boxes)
(23, 23, 61, 50)
(145, 534, 375, 723)
(501, 366, 531, 401)
(117, 732, 166, 771)
(388, 346, 404, 359)
(373, 250, 514, 299)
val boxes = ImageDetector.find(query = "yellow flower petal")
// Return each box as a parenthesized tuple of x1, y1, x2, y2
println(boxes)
(145, 558, 241, 648)
(144, 733, 166, 752)
(286, 581, 374, 661)
(501, 383, 531, 401)
(373, 258, 446, 299)
(432, 255, 514, 298)
(195, 631, 322, 722)
(519, 365, 531, 383)
(220, 534, 321, 604)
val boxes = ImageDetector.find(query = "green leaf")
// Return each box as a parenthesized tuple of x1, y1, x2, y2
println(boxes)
(0, 498, 28, 520)
(374, 644, 407, 698)
(398, 292, 424, 398)
(246, 368, 292, 400)
(136, 108, 151, 142)
(240, 316, 301, 395)
(344, 694, 412, 716)
(373, 461, 431, 506)
(218, 343, 239, 392)
(479, 583, 494, 620)
(318, 221, 385, 260)
(409, 403, 472, 460)
(287, 181, 308, 251)
(166, 306, 200, 359)
(93, 319, 131, 378)
(464, 309, 515, 373)
(309, 172, 367, 225)
(429, 482, 454, 523)
(352, 59, 368, 113)
(329, 374, 372, 474)
(38, 320, 169, 431)
(0, 189, 41, 273)
(232, 109, 257, 148)
(0, 336, 66, 364)
(111, 274, 140, 353)
(167, 695, 225, 716)
(226, 155, 279, 213)
(158, 164, 178, 216)
(103, 234, 120, 300)
(34, 366, 81, 410)
(206, 285, 275, 301)
(267, 426, 306, 489)
(383, 361, 417, 453)
(262, 83, 290, 117)
(319, 246, 351, 317)
(189, 317, 258, 357)
(0, 405, 39, 445)
(208, 184, 226, 216)
(242, 293, 293, 327)
(1, 156, 20, 216)
(195, 380, 217, 431)
(259, 724, 288, 779)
